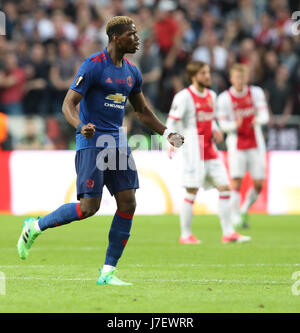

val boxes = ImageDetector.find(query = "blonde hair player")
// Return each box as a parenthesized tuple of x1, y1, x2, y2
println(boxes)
(216, 64, 269, 228)
(166, 61, 251, 244)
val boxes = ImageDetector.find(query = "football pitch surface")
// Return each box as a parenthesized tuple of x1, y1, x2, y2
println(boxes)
(0, 214, 300, 313)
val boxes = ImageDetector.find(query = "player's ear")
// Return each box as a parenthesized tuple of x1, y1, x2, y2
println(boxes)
(112, 34, 119, 43)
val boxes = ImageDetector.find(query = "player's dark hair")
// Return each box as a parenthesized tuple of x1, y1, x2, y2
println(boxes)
(106, 16, 134, 42)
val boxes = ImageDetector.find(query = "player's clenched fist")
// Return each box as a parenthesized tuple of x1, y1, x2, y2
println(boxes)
(168, 133, 185, 148)
(81, 123, 96, 138)
(163, 128, 184, 148)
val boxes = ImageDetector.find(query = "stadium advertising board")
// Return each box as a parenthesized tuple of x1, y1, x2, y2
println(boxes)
(0, 151, 299, 215)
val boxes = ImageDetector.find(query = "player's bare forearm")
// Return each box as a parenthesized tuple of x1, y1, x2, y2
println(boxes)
(129, 92, 184, 147)
(129, 92, 166, 135)
(136, 105, 166, 135)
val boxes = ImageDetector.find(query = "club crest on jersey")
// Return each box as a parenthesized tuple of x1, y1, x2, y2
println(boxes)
(127, 75, 133, 87)
(105, 93, 126, 104)
(75, 76, 84, 86)
(85, 178, 94, 189)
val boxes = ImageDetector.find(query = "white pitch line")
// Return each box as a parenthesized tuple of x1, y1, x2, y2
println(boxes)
(3, 276, 291, 285)
(1, 263, 300, 269)
(2, 244, 300, 251)
(1, 247, 100, 251)
(128, 263, 300, 268)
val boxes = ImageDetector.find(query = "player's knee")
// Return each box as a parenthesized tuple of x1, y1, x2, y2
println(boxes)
(118, 198, 136, 215)
(254, 181, 264, 193)
(186, 188, 198, 195)
(80, 202, 99, 218)
(232, 179, 242, 191)
(218, 185, 231, 192)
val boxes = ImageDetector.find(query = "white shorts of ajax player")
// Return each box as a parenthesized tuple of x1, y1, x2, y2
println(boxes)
(202, 158, 230, 190)
(228, 146, 266, 179)
(180, 134, 229, 189)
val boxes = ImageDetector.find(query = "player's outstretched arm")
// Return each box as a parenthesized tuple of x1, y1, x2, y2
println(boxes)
(128, 91, 184, 147)
(62, 89, 95, 138)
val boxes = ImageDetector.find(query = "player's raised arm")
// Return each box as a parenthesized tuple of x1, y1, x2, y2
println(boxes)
(128, 91, 184, 148)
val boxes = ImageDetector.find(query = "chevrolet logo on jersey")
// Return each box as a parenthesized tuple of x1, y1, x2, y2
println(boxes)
(105, 93, 126, 104)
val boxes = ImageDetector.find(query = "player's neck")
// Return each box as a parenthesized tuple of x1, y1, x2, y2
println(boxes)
(192, 83, 206, 94)
(233, 85, 246, 93)
(107, 44, 124, 67)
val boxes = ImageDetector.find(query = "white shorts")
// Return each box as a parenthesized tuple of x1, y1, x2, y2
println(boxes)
(182, 157, 229, 189)
(228, 148, 266, 180)
(203, 158, 230, 189)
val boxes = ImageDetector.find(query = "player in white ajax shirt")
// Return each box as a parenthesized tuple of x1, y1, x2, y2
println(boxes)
(166, 61, 250, 244)
(216, 64, 269, 228)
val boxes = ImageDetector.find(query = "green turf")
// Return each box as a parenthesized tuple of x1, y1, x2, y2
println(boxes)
(0, 214, 300, 313)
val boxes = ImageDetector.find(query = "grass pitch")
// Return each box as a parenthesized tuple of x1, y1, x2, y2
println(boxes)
(0, 214, 300, 313)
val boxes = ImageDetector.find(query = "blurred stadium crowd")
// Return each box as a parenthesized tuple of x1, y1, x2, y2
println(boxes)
(0, 0, 299, 150)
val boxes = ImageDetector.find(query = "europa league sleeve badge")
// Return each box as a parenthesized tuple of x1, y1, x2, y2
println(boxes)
(75, 75, 84, 87)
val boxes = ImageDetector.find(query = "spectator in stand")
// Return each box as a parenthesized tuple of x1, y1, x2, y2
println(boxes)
(290, 58, 300, 117)
(75, 3, 101, 52)
(222, 19, 246, 54)
(15, 40, 31, 68)
(238, 38, 256, 65)
(253, 13, 278, 47)
(192, 30, 228, 72)
(52, 10, 78, 42)
(273, 4, 293, 38)
(199, 10, 218, 39)
(154, 0, 182, 113)
(34, 8, 56, 42)
(0, 36, 9, 67)
(23, 44, 50, 115)
(139, 36, 162, 108)
(3, 2, 18, 40)
(179, 0, 202, 39)
(226, 0, 258, 35)
(154, 0, 179, 58)
(49, 39, 79, 115)
(279, 37, 298, 74)
(262, 49, 279, 84)
(265, 64, 293, 128)
(15, 116, 54, 150)
(0, 52, 26, 115)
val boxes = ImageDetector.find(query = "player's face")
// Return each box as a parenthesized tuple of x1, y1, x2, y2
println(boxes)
(193, 65, 211, 88)
(230, 70, 248, 91)
(117, 23, 140, 54)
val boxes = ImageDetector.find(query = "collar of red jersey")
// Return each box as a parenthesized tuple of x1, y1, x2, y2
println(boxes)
(229, 86, 249, 98)
(189, 85, 208, 98)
